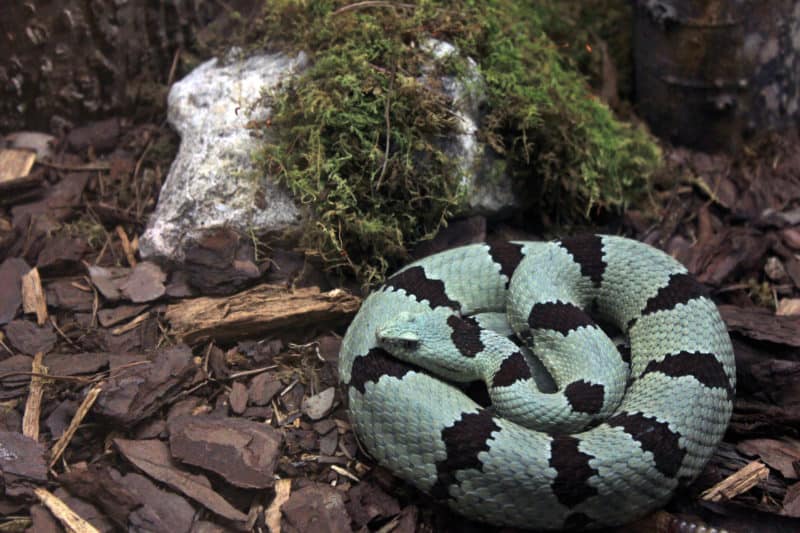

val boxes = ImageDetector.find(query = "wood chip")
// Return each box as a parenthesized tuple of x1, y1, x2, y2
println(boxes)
(115, 225, 137, 268)
(701, 460, 769, 502)
(737, 437, 800, 479)
(113, 438, 247, 522)
(301, 387, 336, 420)
(0, 257, 31, 325)
(720, 305, 800, 347)
(777, 298, 800, 316)
(165, 284, 361, 344)
(87, 265, 129, 301)
(168, 415, 284, 489)
(33, 487, 100, 533)
(229, 382, 248, 415)
(265, 478, 292, 533)
(119, 262, 166, 303)
(21, 268, 48, 326)
(22, 352, 47, 440)
(50, 384, 103, 468)
(110, 312, 150, 335)
(783, 481, 800, 517)
(330, 464, 360, 482)
(0, 148, 36, 183)
(97, 304, 148, 327)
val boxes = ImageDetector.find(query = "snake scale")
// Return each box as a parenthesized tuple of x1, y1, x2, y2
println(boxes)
(339, 235, 735, 530)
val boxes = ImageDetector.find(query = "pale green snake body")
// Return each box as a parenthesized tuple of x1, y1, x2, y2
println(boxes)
(339, 235, 735, 530)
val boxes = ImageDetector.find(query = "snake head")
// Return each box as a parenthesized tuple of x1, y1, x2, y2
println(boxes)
(375, 311, 422, 351)
(375, 310, 478, 381)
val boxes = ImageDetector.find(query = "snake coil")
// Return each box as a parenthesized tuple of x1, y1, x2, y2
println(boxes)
(339, 235, 735, 530)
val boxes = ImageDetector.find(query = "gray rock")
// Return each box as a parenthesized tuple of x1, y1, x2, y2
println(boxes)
(423, 39, 518, 216)
(142, 44, 516, 264)
(140, 50, 307, 262)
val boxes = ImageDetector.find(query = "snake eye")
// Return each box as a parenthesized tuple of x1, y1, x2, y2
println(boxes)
(402, 339, 419, 350)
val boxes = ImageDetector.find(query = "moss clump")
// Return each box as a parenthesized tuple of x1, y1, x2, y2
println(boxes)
(254, 1, 660, 284)
(456, 2, 660, 219)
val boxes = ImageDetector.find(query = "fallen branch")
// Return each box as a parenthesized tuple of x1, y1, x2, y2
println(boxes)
(165, 284, 361, 344)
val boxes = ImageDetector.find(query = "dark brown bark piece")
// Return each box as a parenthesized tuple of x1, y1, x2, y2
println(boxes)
(44, 352, 109, 376)
(737, 438, 800, 480)
(95, 345, 194, 424)
(11, 172, 89, 225)
(0, 257, 31, 324)
(53, 488, 116, 532)
(229, 382, 248, 415)
(98, 304, 149, 327)
(319, 430, 338, 456)
(67, 118, 121, 153)
(88, 265, 131, 301)
(120, 261, 167, 303)
(29, 505, 61, 533)
(0, 354, 34, 392)
(59, 464, 140, 528)
(783, 482, 800, 518)
(36, 236, 87, 274)
(313, 419, 337, 435)
(181, 228, 263, 295)
(113, 438, 247, 523)
(0, 430, 48, 497)
(721, 305, 800, 347)
(345, 481, 401, 529)
(45, 280, 95, 311)
(281, 483, 352, 533)
(248, 373, 284, 406)
(168, 415, 283, 489)
(44, 399, 79, 440)
(3, 319, 56, 355)
(121, 472, 195, 533)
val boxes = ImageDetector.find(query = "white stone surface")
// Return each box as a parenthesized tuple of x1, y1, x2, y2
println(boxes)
(423, 39, 518, 216)
(139, 50, 307, 261)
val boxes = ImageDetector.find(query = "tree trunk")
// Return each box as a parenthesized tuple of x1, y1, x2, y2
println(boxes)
(634, 0, 800, 152)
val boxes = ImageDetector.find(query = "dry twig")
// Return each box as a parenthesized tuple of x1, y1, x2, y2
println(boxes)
(49, 383, 104, 468)
(116, 225, 137, 267)
(34, 488, 100, 533)
(22, 352, 47, 440)
(701, 460, 769, 502)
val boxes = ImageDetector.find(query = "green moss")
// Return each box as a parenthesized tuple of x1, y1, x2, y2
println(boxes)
(252, 1, 660, 284)
(58, 217, 106, 250)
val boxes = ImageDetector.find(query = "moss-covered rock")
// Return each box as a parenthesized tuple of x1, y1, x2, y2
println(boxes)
(252, 0, 660, 284)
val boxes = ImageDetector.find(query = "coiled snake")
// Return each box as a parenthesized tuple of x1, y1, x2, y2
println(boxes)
(339, 235, 735, 530)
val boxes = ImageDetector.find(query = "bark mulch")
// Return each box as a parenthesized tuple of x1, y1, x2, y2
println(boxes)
(2, 120, 800, 533)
